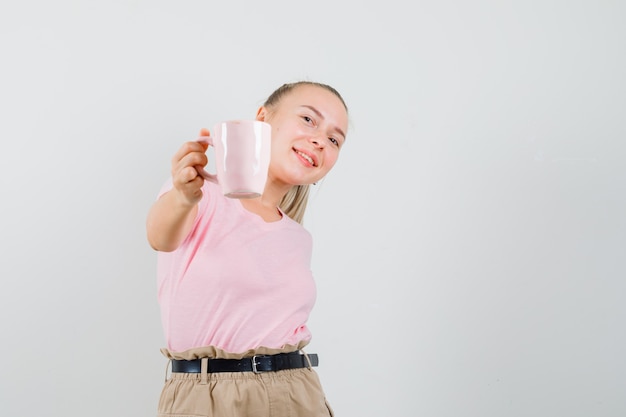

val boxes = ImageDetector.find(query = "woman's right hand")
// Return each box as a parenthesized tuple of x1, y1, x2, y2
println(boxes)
(146, 129, 211, 252)
(170, 128, 210, 206)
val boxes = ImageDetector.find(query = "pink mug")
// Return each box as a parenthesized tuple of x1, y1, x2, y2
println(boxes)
(197, 120, 271, 199)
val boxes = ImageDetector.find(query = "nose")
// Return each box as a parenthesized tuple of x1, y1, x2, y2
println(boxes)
(310, 135, 325, 149)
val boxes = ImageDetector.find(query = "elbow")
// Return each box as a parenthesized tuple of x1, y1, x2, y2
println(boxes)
(148, 242, 177, 253)
(146, 233, 178, 253)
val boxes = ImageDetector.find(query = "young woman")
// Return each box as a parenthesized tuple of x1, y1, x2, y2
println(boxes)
(146, 81, 349, 417)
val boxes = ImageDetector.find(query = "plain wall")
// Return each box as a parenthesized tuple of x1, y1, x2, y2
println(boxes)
(1, 1, 624, 416)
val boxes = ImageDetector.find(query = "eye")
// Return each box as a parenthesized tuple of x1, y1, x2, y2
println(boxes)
(302, 115, 314, 124)
(329, 137, 339, 146)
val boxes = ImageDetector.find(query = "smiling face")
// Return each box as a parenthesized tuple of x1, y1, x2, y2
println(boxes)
(256, 84, 349, 188)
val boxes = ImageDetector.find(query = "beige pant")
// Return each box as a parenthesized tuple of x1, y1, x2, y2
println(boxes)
(157, 347, 334, 417)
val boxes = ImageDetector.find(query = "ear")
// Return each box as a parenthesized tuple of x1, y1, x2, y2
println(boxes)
(255, 106, 267, 122)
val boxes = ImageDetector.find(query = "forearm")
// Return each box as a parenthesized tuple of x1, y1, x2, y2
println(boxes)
(146, 189, 199, 252)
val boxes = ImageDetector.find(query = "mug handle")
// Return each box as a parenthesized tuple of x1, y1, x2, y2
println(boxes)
(195, 137, 218, 184)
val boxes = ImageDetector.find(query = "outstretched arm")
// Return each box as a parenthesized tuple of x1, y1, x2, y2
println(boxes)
(146, 129, 210, 252)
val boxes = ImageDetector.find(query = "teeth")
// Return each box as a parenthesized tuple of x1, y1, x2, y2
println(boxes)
(297, 150, 314, 166)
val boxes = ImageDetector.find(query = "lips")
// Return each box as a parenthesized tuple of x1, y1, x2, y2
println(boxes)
(294, 148, 318, 167)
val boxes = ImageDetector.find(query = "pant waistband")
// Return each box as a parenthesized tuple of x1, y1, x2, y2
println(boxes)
(171, 352, 319, 374)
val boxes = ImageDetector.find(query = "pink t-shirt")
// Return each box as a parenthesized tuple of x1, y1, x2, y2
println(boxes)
(156, 180, 316, 354)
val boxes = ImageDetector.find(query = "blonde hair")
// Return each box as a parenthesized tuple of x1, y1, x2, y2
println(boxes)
(264, 81, 348, 224)
(279, 185, 311, 225)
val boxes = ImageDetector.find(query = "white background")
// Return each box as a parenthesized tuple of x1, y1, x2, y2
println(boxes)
(1, 1, 624, 416)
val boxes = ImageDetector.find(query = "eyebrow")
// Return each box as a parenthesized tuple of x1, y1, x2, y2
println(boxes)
(300, 105, 346, 140)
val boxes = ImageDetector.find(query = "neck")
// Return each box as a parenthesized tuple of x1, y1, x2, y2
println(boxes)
(238, 178, 292, 222)
(259, 176, 294, 209)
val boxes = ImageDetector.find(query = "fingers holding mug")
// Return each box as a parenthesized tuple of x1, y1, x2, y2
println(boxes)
(171, 141, 208, 183)
(194, 129, 216, 182)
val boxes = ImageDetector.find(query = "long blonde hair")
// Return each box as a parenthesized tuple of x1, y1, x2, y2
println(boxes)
(263, 81, 348, 224)
(279, 185, 311, 225)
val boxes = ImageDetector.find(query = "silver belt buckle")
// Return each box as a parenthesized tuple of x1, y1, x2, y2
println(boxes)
(251, 355, 260, 374)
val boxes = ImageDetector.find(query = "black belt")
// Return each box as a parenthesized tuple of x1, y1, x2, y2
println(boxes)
(171, 352, 318, 374)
